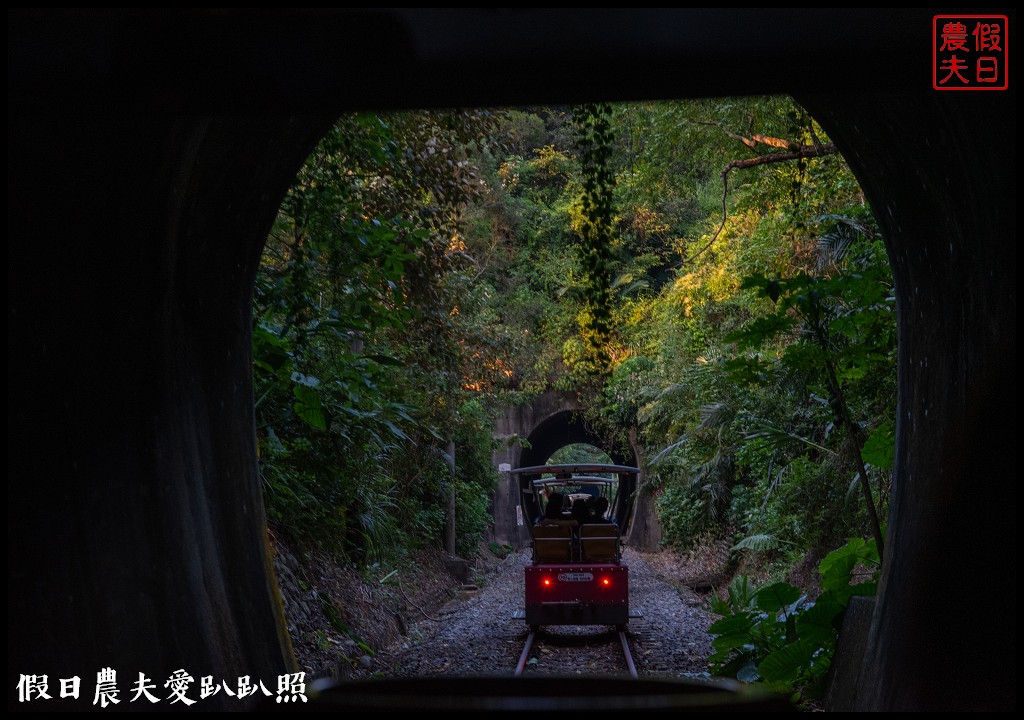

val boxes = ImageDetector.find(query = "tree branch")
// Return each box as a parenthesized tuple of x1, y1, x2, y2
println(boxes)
(689, 119, 797, 150)
(678, 142, 838, 266)
(721, 142, 837, 174)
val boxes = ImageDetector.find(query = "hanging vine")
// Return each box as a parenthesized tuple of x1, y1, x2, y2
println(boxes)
(572, 102, 617, 374)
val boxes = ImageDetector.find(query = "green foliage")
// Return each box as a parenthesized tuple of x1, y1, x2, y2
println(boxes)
(708, 536, 880, 703)
(488, 542, 514, 559)
(730, 533, 783, 552)
(255, 110, 506, 563)
(725, 224, 894, 555)
(547, 443, 613, 465)
(450, 397, 501, 556)
(709, 575, 757, 615)
(861, 420, 895, 470)
(656, 482, 714, 545)
(603, 99, 897, 561)
(818, 535, 880, 595)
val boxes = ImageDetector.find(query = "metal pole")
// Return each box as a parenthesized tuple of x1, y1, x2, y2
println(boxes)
(445, 440, 456, 555)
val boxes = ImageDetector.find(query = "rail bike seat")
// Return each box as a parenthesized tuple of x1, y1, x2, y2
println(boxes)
(532, 522, 575, 563)
(579, 523, 620, 563)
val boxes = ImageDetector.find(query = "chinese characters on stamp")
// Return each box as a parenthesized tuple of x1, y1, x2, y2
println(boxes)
(934, 15, 1008, 90)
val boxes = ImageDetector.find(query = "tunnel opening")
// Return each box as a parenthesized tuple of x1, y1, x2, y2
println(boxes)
(256, 96, 897, 703)
(518, 411, 634, 470)
(8, 8, 1014, 712)
(546, 443, 613, 466)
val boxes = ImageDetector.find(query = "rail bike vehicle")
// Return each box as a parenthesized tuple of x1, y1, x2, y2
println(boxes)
(512, 464, 642, 631)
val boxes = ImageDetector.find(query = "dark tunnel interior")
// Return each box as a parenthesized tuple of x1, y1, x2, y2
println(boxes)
(7, 8, 1016, 711)
(518, 411, 634, 470)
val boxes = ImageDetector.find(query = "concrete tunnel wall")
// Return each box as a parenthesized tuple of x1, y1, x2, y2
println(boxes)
(800, 91, 1016, 711)
(7, 113, 333, 707)
(7, 9, 1015, 711)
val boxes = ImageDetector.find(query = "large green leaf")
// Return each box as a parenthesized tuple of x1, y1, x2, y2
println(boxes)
(252, 323, 293, 377)
(293, 385, 327, 431)
(758, 638, 819, 684)
(730, 533, 779, 552)
(820, 554, 858, 593)
(754, 582, 802, 612)
(818, 537, 864, 591)
(819, 537, 879, 593)
(712, 634, 756, 651)
(795, 600, 843, 646)
(708, 589, 732, 616)
(846, 581, 877, 600)
(861, 420, 895, 470)
(380, 418, 408, 441)
(709, 612, 755, 636)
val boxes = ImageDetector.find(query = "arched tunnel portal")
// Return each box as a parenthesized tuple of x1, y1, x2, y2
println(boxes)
(490, 394, 639, 548)
(8, 8, 1016, 711)
(517, 410, 632, 469)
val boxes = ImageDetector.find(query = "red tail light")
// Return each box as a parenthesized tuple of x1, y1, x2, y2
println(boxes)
(602, 577, 611, 586)
(542, 577, 552, 587)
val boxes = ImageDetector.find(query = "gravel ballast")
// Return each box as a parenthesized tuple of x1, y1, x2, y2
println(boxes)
(361, 547, 714, 679)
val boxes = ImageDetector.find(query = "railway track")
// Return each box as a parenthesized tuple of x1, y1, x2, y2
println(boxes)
(514, 627, 638, 679)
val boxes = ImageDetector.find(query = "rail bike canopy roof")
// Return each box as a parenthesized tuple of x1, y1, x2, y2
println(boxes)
(515, 464, 640, 536)
(511, 464, 640, 478)
(528, 475, 619, 490)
